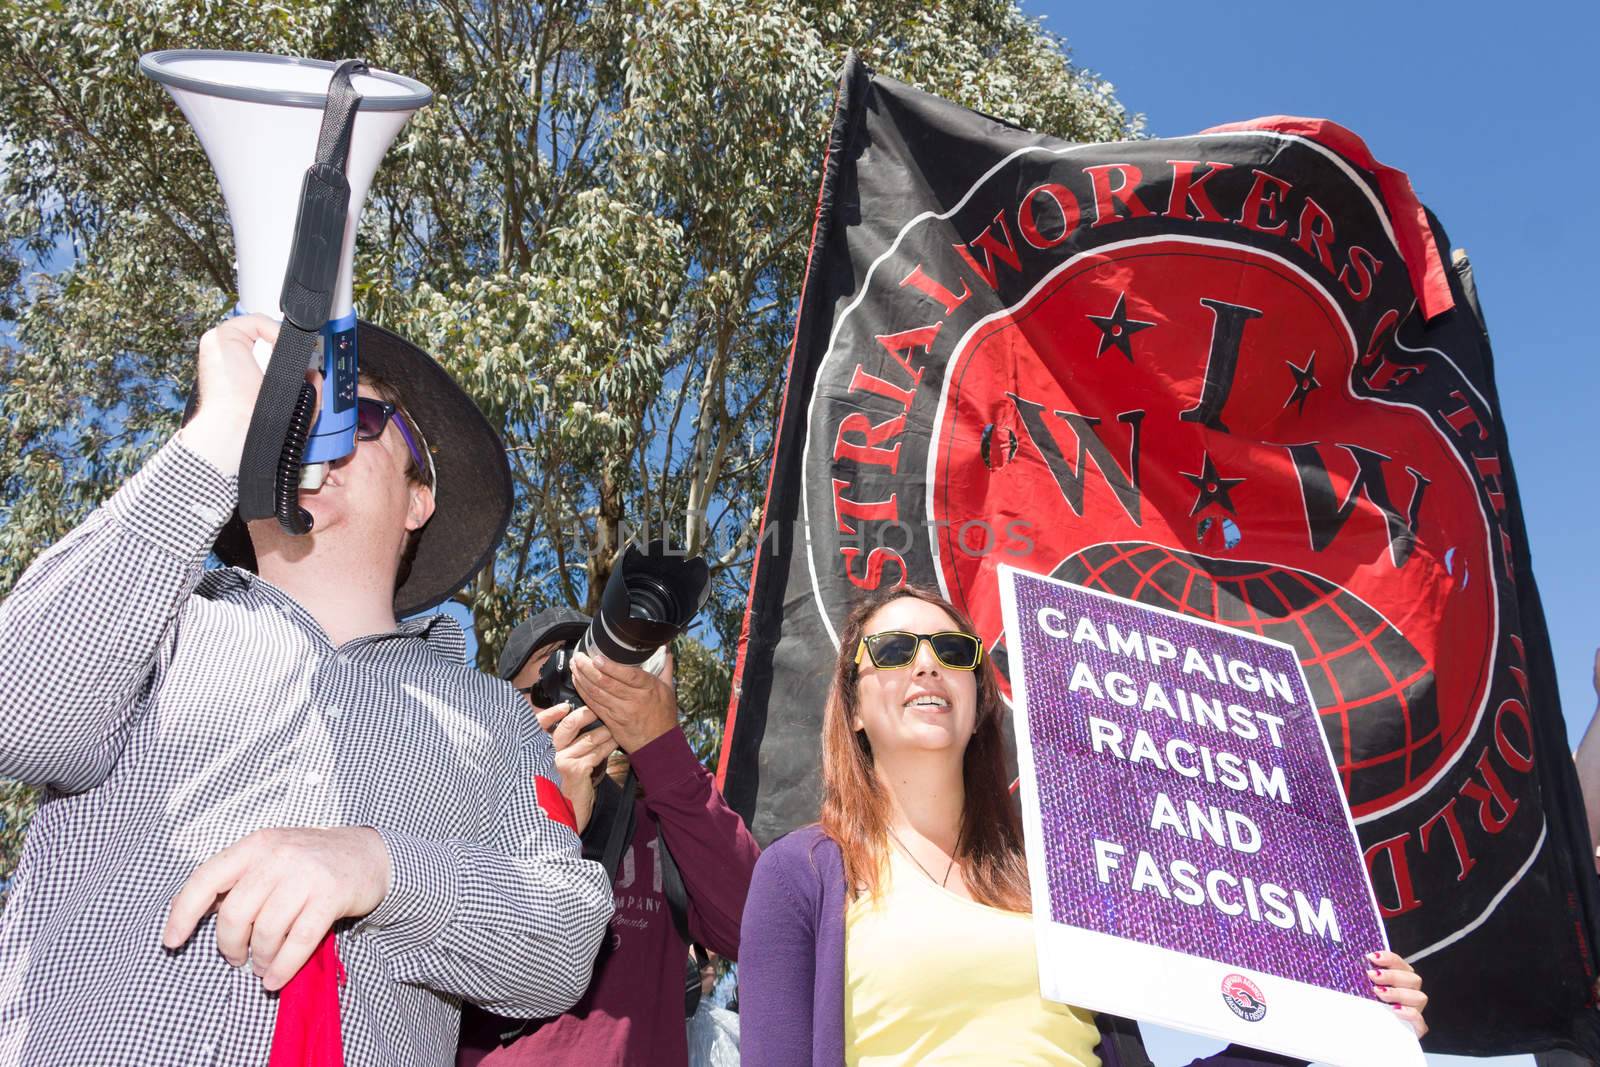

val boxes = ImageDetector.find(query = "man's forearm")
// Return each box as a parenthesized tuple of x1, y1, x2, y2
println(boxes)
(0, 435, 235, 790)
(357, 717, 615, 1018)
(359, 828, 613, 1018)
(633, 727, 761, 958)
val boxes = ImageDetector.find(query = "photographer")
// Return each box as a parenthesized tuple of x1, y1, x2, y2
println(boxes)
(459, 608, 760, 1066)
(0, 316, 613, 1065)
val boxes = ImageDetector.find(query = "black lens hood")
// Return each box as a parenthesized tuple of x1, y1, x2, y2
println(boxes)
(587, 540, 711, 665)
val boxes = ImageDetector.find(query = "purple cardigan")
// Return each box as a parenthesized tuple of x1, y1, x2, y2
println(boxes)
(738, 826, 1306, 1067)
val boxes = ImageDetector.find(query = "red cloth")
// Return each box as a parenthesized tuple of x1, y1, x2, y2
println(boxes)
(1197, 115, 1455, 321)
(535, 776, 577, 832)
(268, 934, 346, 1067)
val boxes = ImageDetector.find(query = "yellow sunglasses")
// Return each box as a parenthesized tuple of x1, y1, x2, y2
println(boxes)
(854, 630, 984, 671)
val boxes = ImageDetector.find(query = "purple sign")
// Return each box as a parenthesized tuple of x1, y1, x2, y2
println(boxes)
(1006, 568, 1382, 998)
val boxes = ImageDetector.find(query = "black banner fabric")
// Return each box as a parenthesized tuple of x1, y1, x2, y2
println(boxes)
(719, 56, 1600, 1056)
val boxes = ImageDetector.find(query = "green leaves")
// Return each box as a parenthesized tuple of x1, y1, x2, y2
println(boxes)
(0, 0, 1134, 869)
(0, 779, 38, 907)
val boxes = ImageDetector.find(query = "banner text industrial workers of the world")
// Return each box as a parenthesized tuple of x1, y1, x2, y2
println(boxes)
(1038, 608, 1345, 944)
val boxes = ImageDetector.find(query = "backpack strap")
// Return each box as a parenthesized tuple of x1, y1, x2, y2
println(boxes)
(589, 768, 637, 881)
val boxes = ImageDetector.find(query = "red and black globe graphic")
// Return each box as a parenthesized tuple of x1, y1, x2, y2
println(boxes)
(926, 237, 1498, 819)
(1054, 541, 1440, 810)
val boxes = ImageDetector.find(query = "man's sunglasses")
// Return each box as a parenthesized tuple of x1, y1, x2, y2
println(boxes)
(854, 630, 984, 671)
(355, 397, 436, 488)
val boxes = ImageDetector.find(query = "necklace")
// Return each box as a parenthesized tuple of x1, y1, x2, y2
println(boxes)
(886, 824, 961, 888)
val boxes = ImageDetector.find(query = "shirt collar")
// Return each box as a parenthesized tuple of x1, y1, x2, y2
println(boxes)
(199, 565, 467, 663)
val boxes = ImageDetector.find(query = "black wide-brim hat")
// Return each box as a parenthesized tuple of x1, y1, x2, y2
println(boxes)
(211, 320, 512, 617)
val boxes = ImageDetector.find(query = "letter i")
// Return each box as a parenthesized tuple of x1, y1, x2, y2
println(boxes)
(1241, 876, 1262, 921)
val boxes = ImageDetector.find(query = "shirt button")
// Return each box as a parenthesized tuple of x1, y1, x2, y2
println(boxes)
(326, 705, 342, 720)
(304, 771, 325, 787)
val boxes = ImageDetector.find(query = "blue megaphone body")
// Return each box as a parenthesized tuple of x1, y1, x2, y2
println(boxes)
(301, 310, 360, 466)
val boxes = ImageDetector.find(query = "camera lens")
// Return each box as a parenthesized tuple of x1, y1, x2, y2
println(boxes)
(586, 539, 711, 665)
(626, 575, 681, 624)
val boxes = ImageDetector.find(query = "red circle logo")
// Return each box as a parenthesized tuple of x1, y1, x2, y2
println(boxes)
(1221, 973, 1268, 1021)
(930, 239, 1496, 817)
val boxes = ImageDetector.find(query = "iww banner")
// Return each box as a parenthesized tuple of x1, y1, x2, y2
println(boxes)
(718, 55, 1600, 1056)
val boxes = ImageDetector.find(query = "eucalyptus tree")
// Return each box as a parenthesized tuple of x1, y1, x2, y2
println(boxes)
(0, 0, 1135, 886)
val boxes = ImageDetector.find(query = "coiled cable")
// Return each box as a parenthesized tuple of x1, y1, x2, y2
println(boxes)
(274, 382, 317, 535)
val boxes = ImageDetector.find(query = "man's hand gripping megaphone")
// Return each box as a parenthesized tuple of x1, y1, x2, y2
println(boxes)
(182, 314, 281, 476)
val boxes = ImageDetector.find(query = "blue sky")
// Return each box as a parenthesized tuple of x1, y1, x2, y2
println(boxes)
(1021, 1, 1597, 1062)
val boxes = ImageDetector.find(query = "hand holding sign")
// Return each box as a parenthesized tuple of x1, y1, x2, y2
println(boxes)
(1367, 950, 1428, 1038)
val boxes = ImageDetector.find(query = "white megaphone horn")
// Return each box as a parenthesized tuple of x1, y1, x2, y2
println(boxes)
(140, 49, 431, 523)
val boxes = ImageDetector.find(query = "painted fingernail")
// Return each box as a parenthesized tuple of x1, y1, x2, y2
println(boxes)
(1392, 1004, 1405, 1012)
(1367, 951, 1381, 961)
(1368, 968, 1382, 980)
(1372, 986, 1384, 997)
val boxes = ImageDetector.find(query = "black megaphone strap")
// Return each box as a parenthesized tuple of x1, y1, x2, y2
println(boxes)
(236, 59, 367, 531)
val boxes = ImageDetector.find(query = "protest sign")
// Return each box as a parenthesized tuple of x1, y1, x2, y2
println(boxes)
(998, 563, 1423, 1067)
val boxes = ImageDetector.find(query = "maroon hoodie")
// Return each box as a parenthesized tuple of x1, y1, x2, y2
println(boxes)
(459, 727, 760, 1066)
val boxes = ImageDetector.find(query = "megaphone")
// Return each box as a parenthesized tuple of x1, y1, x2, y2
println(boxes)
(140, 49, 432, 532)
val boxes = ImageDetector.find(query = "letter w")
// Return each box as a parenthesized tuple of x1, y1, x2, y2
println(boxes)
(1285, 443, 1430, 566)
(1008, 393, 1144, 524)
(954, 210, 1023, 290)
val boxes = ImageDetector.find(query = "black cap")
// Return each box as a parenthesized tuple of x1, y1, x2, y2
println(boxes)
(498, 606, 592, 680)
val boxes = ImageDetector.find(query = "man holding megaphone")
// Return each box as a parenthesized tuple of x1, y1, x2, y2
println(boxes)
(0, 51, 615, 1067)
(0, 319, 617, 1066)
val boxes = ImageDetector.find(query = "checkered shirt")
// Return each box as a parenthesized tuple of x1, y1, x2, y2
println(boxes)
(0, 437, 614, 1065)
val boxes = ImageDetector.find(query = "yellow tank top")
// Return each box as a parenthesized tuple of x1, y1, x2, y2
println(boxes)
(843, 848, 1101, 1066)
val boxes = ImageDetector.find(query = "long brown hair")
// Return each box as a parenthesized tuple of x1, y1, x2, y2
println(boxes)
(818, 584, 1029, 910)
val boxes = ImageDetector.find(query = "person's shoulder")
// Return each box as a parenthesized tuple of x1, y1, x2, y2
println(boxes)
(399, 638, 528, 731)
(756, 824, 840, 882)
(749, 825, 842, 933)
(762, 823, 830, 855)
(437, 663, 527, 721)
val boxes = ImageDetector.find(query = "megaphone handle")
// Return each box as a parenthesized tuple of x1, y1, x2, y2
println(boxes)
(275, 383, 318, 535)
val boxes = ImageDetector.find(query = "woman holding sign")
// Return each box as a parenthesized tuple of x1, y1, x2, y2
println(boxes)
(738, 584, 1427, 1065)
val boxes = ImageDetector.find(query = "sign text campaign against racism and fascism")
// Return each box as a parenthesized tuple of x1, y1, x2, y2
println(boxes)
(999, 565, 1422, 1067)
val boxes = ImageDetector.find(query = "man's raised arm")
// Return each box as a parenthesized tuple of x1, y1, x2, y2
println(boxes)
(0, 315, 275, 792)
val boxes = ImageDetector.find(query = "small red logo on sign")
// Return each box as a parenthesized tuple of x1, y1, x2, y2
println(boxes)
(1221, 973, 1268, 1022)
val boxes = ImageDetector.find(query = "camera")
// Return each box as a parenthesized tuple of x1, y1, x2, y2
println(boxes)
(530, 540, 711, 712)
